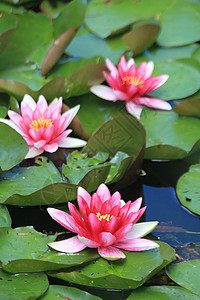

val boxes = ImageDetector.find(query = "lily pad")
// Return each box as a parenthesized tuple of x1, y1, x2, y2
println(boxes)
(0, 226, 99, 273)
(0, 123, 28, 171)
(66, 27, 129, 64)
(166, 259, 200, 297)
(176, 164, 200, 215)
(173, 98, 200, 116)
(0, 12, 17, 55)
(0, 269, 49, 300)
(62, 151, 110, 184)
(140, 108, 200, 160)
(49, 241, 175, 290)
(0, 204, 11, 227)
(157, 1, 200, 47)
(150, 59, 200, 100)
(127, 285, 200, 299)
(38, 285, 101, 300)
(0, 93, 9, 118)
(122, 20, 161, 56)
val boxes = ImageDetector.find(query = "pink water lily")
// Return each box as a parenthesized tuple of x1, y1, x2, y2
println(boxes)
(47, 184, 159, 260)
(0, 94, 86, 159)
(90, 56, 171, 119)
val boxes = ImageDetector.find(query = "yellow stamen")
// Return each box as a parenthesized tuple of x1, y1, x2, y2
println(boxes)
(96, 212, 113, 222)
(122, 75, 144, 87)
(29, 116, 53, 131)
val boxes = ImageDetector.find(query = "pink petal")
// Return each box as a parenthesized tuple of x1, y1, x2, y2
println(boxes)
(98, 232, 117, 246)
(115, 238, 159, 251)
(125, 101, 143, 119)
(138, 97, 171, 110)
(51, 129, 72, 144)
(87, 213, 102, 240)
(43, 125, 55, 142)
(98, 245, 126, 260)
(154, 74, 169, 89)
(129, 197, 143, 213)
(96, 183, 111, 202)
(118, 55, 128, 72)
(145, 61, 154, 79)
(48, 235, 86, 253)
(77, 186, 91, 206)
(60, 105, 80, 129)
(50, 97, 63, 120)
(22, 94, 36, 111)
(114, 224, 133, 242)
(58, 137, 87, 148)
(110, 191, 121, 204)
(127, 58, 135, 68)
(33, 140, 47, 149)
(25, 147, 44, 159)
(114, 90, 129, 101)
(36, 95, 48, 115)
(105, 58, 118, 77)
(43, 143, 58, 153)
(47, 207, 75, 232)
(78, 236, 100, 248)
(90, 85, 118, 101)
(123, 221, 159, 240)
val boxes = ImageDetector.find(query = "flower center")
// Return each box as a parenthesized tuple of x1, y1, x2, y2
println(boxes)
(96, 212, 113, 222)
(29, 116, 53, 131)
(122, 75, 144, 87)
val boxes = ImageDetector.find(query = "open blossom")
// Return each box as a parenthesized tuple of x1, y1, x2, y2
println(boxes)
(90, 56, 171, 119)
(47, 184, 159, 260)
(0, 94, 86, 159)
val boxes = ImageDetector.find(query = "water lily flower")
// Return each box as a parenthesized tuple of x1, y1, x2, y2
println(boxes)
(90, 56, 171, 119)
(47, 183, 159, 260)
(0, 94, 87, 159)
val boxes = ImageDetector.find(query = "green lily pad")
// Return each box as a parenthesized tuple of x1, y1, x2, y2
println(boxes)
(62, 151, 110, 184)
(0, 204, 11, 227)
(0, 226, 99, 273)
(140, 108, 200, 160)
(38, 285, 101, 300)
(122, 20, 161, 56)
(0, 123, 28, 171)
(127, 285, 200, 299)
(53, 0, 87, 39)
(85, 0, 171, 38)
(176, 164, 200, 215)
(49, 241, 175, 290)
(157, 1, 200, 47)
(66, 27, 129, 64)
(192, 46, 200, 63)
(0, 269, 49, 300)
(0, 12, 17, 55)
(136, 44, 199, 63)
(40, 0, 67, 19)
(0, 157, 76, 206)
(150, 59, 200, 100)
(0, 93, 9, 118)
(173, 98, 200, 116)
(166, 259, 200, 297)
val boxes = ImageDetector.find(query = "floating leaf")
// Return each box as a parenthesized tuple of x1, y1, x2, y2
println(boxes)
(62, 151, 109, 184)
(192, 46, 200, 63)
(0, 226, 99, 273)
(173, 98, 200, 116)
(49, 241, 175, 290)
(0, 12, 17, 55)
(38, 285, 101, 300)
(122, 20, 161, 56)
(136, 44, 199, 63)
(0, 93, 9, 118)
(85, 0, 170, 38)
(150, 59, 200, 100)
(176, 164, 200, 215)
(0, 123, 28, 171)
(0, 269, 49, 300)
(41, 25, 80, 76)
(157, 1, 200, 46)
(0, 204, 11, 227)
(127, 285, 200, 299)
(140, 108, 200, 160)
(53, 0, 87, 39)
(166, 260, 200, 297)
(66, 27, 129, 64)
